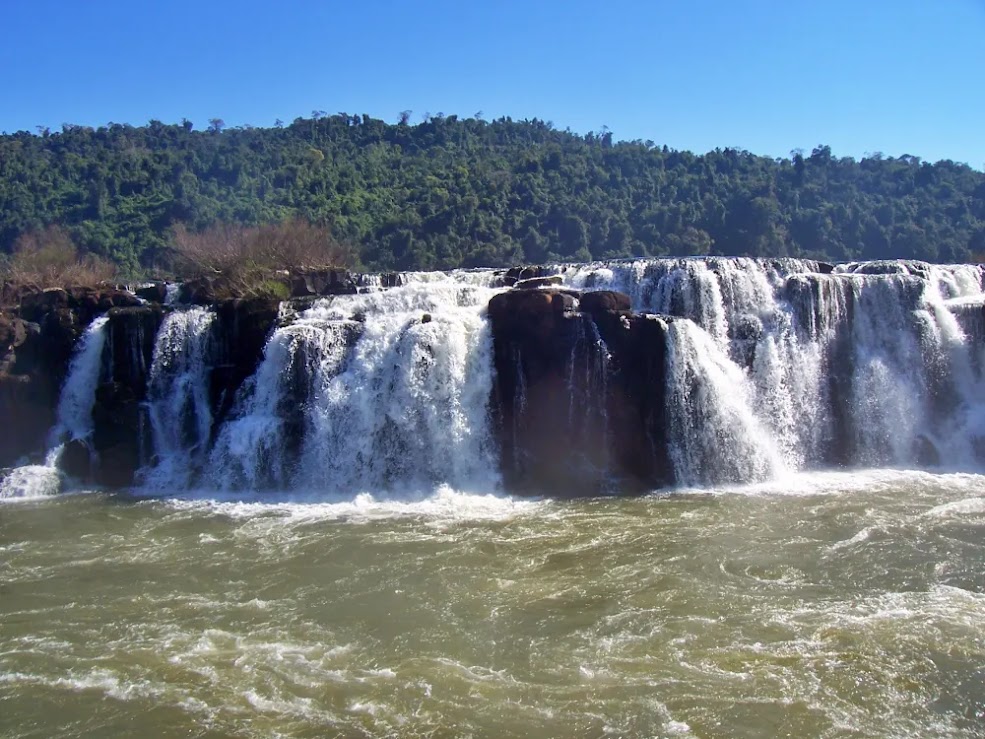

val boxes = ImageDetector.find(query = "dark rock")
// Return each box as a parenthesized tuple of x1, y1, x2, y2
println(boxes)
(551, 292, 577, 315)
(914, 435, 941, 467)
(0, 372, 55, 467)
(19, 287, 69, 322)
(514, 275, 563, 290)
(593, 314, 675, 490)
(816, 262, 835, 275)
(290, 269, 358, 297)
(500, 266, 549, 287)
(518, 266, 546, 282)
(578, 290, 631, 315)
(0, 314, 28, 351)
(178, 277, 218, 305)
(90, 381, 144, 488)
(421, 313, 432, 324)
(136, 283, 168, 303)
(211, 297, 281, 424)
(59, 439, 93, 481)
(488, 289, 558, 346)
(488, 286, 675, 496)
(106, 305, 165, 394)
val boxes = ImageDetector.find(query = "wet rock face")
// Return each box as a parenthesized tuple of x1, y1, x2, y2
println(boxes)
(136, 282, 168, 303)
(489, 289, 596, 496)
(18, 286, 141, 325)
(91, 381, 145, 488)
(211, 298, 281, 423)
(0, 287, 148, 471)
(288, 269, 359, 297)
(0, 295, 99, 465)
(106, 305, 165, 393)
(0, 372, 54, 466)
(488, 287, 674, 496)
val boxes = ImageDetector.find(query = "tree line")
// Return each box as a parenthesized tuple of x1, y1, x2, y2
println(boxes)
(1, 113, 983, 278)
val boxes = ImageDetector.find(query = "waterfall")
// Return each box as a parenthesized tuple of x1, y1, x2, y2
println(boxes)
(47, 315, 110, 458)
(558, 257, 985, 484)
(22, 258, 982, 498)
(665, 319, 786, 485)
(207, 278, 502, 494)
(140, 307, 216, 490)
(1, 315, 109, 498)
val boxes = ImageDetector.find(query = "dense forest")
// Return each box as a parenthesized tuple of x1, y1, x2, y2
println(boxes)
(1, 113, 983, 277)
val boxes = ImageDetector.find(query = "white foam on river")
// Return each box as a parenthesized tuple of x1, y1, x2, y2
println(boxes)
(154, 484, 545, 524)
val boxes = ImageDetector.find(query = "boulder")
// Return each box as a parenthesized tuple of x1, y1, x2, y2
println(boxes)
(289, 269, 358, 297)
(514, 275, 563, 290)
(178, 277, 219, 305)
(501, 266, 549, 287)
(135, 282, 168, 303)
(578, 290, 631, 314)
(19, 287, 69, 322)
(488, 289, 558, 345)
(59, 438, 93, 481)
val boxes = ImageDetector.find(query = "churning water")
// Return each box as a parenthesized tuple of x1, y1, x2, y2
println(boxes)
(3, 260, 985, 736)
(2, 472, 985, 737)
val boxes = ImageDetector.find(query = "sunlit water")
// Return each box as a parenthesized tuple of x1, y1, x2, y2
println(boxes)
(3, 470, 985, 737)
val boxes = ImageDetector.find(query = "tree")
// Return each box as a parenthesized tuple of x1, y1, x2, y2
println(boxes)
(208, 118, 225, 134)
(0, 114, 980, 273)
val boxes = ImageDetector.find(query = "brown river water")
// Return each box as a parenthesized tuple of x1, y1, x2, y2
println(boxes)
(2, 469, 985, 738)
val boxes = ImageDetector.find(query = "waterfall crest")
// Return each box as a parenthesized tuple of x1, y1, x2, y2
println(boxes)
(48, 315, 110, 452)
(556, 258, 985, 484)
(22, 258, 985, 497)
(138, 279, 503, 494)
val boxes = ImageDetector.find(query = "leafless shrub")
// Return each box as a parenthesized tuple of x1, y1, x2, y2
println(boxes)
(3, 226, 116, 288)
(171, 219, 355, 277)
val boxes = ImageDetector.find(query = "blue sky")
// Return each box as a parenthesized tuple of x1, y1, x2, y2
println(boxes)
(3, 0, 983, 167)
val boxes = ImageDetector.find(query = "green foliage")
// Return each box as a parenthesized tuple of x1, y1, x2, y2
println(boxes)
(254, 279, 291, 301)
(1, 116, 983, 272)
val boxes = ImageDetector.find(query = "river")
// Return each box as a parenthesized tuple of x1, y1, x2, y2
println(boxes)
(3, 470, 984, 737)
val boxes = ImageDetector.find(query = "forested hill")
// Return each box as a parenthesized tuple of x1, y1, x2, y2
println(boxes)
(1, 114, 984, 276)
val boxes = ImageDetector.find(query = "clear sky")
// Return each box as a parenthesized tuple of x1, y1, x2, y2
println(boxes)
(2, 0, 983, 167)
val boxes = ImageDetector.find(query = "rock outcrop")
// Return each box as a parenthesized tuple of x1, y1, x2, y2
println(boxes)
(488, 286, 674, 495)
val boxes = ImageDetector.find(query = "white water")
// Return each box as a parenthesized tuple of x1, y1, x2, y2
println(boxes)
(204, 278, 503, 494)
(556, 258, 985, 484)
(140, 307, 216, 490)
(1, 316, 110, 500)
(47, 315, 110, 451)
(17, 259, 985, 499)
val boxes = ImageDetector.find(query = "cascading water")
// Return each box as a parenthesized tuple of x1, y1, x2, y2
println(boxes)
(16, 258, 982, 499)
(557, 257, 985, 484)
(1, 316, 109, 500)
(140, 307, 216, 490)
(47, 315, 110, 455)
(206, 278, 502, 495)
(664, 318, 786, 484)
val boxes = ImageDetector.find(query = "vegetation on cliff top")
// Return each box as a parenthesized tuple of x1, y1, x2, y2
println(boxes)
(1, 114, 983, 278)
